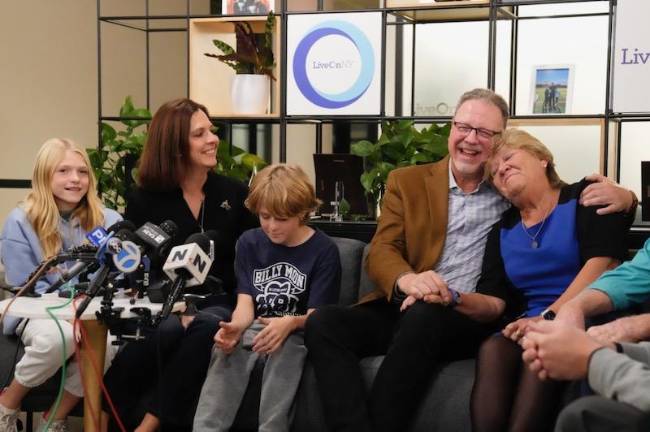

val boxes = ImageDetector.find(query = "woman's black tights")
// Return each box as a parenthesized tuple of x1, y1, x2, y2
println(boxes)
(470, 334, 566, 432)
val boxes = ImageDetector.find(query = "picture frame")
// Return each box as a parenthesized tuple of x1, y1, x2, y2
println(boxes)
(221, 0, 273, 15)
(529, 64, 574, 115)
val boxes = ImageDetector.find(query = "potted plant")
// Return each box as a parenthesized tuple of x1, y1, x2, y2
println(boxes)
(88, 96, 151, 210)
(351, 120, 450, 216)
(215, 139, 268, 183)
(204, 12, 276, 115)
(88, 96, 268, 210)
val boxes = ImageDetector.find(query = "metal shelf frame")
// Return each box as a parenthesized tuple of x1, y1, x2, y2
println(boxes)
(97, 0, 641, 191)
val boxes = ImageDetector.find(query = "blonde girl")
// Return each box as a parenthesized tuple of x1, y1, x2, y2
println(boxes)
(0, 138, 121, 432)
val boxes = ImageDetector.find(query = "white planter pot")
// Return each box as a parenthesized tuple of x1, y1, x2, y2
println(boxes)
(231, 74, 270, 115)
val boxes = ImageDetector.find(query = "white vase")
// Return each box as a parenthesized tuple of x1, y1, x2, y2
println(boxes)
(231, 74, 270, 115)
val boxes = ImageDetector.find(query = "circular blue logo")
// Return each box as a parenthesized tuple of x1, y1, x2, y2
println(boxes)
(113, 241, 142, 274)
(293, 20, 375, 109)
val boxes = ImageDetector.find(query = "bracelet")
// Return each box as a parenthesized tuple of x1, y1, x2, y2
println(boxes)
(448, 288, 462, 308)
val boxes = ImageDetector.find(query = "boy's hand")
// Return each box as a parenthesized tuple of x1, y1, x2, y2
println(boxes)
(252, 316, 296, 354)
(215, 321, 243, 354)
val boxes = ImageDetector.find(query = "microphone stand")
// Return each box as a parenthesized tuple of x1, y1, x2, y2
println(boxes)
(153, 271, 190, 326)
(75, 264, 111, 319)
(45, 257, 98, 294)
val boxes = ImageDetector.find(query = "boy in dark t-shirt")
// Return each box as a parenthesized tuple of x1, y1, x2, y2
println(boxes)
(194, 164, 341, 432)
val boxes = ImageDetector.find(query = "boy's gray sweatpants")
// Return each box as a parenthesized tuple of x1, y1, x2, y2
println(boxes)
(193, 321, 307, 432)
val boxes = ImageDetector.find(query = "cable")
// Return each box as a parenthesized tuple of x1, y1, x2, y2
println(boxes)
(0, 256, 59, 330)
(42, 287, 75, 432)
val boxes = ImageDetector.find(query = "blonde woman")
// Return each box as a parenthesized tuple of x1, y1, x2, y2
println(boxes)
(470, 129, 630, 432)
(0, 138, 121, 432)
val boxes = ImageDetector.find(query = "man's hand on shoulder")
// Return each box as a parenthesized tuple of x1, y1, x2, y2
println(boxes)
(397, 270, 451, 304)
(580, 173, 636, 215)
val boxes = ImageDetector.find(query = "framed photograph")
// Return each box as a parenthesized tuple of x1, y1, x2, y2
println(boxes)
(530, 65, 574, 114)
(222, 0, 273, 15)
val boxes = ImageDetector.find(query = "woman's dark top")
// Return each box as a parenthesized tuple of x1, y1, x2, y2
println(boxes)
(476, 179, 630, 320)
(125, 171, 258, 302)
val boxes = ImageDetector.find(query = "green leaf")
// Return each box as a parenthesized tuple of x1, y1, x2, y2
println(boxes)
(241, 153, 266, 170)
(119, 96, 135, 117)
(339, 197, 351, 216)
(411, 152, 432, 164)
(204, 14, 275, 78)
(360, 171, 378, 194)
(101, 123, 117, 144)
(350, 140, 376, 157)
(210, 39, 235, 55)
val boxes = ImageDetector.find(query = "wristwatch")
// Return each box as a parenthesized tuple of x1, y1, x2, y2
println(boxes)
(540, 308, 556, 321)
(448, 288, 462, 308)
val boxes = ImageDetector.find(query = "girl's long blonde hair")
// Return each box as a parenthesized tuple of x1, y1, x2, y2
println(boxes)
(24, 138, 105, 258)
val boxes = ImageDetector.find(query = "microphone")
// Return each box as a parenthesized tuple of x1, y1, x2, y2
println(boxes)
(33, 247, 98, 295)
(74, 226, 144, 318)
(109, 230, 142, 274)
(134, 220, 178, 259)
(130, 220, 178, 295)
(85, 220, 137, 248)
(156, 232, 213, 323)
(45, 226, 136, 295)
(44, 259, 100, 294)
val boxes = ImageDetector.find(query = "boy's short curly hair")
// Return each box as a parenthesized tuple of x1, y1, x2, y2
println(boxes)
(245, 164, 321, 223)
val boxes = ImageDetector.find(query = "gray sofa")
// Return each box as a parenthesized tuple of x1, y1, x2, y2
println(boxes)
(0, 237, 475, 431)
(287, 236, 474, 432)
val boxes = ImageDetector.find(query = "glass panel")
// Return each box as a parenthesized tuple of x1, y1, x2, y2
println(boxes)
(150, 32, 188, 109)
(149, 0, 191, 15)
(517, 2, 608, 18)
(286, 0, 379, 12)
(495, 19, 512, 106)
(400, 21, 414, 116)
(286, 124, 318, 178)
(100, 21, 147, 117)
(619, 121, 650, 225)
(413, 21, 511, 117)
(515, 16, 608, 115)
(100, 0, 146, 17)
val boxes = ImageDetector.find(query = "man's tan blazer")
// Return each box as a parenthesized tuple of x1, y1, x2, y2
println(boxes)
(364, 156, 451, 302)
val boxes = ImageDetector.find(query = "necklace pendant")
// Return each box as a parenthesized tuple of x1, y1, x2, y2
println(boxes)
(531, 240, 539, 249)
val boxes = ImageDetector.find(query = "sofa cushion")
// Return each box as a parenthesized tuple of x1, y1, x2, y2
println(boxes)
(358, 244, 376, 300)
(293, 356, 475, 432)
(330, 237, 366, 306)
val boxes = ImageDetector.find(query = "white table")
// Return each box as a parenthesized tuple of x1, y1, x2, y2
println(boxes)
(0, 291, 176, 432)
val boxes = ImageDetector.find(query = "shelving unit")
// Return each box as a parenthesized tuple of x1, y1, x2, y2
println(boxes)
(189, 15, 282, 117)
(97, 0, 649, 229)
(387, 0, 514, 22)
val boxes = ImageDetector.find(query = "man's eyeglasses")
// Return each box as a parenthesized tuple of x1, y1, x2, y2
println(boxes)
(452, 121, 501, 140)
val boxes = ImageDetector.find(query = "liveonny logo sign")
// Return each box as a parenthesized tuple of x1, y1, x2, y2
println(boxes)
(292, 20, 375, 109)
